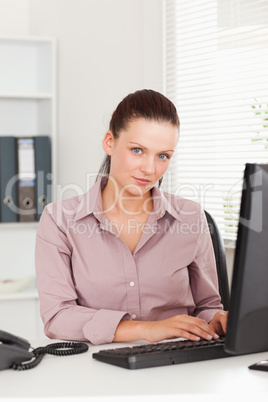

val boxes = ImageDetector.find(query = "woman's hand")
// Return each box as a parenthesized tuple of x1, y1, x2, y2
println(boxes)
(208, 311, 228, 336)
(144, 315, 220, 343)
(114, 314, 220, 343)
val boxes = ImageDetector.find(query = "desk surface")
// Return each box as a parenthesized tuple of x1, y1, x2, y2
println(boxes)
(1, 339, 268, 400)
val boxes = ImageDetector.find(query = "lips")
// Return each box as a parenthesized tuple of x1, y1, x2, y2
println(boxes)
(133, 177, 150, 185)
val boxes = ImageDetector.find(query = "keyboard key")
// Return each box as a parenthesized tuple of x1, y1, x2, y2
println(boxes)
(92, 337, 232, 369)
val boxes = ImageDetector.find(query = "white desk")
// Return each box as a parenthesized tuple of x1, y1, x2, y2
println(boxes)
(1, 339, 268, 401)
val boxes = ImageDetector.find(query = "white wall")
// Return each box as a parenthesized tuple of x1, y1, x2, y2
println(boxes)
(0, 0, 30, 35)
(28, 0, 164, 199)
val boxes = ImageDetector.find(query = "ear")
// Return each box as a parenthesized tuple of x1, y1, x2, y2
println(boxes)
(102, 131, 115, 156)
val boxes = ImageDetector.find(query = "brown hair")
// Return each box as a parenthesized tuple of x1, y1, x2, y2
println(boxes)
(96, 89, 180, 187)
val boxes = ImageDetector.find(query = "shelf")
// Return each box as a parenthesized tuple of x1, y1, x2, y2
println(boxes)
(0, 36, 56, 311)
(0, 222, 39, 229)
(0, 35, 55, 44)
(0, 37, 55, 95)
(0, 289, 39, 301)
(0, 282, 39, 301)
(0, 93, 53, 99)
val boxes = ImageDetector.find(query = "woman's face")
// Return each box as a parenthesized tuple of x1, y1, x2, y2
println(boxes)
(103, 118, 179, 198)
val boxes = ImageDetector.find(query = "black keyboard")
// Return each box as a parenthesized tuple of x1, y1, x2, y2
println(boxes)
(92, 337, 232, 369)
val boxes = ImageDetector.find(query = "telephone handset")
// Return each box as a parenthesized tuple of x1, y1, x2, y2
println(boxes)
(0, 330, 34, 370)
(0, 329, 89, 371)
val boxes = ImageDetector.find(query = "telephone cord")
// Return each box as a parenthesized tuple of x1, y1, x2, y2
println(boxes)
(12, 342, 89, 371)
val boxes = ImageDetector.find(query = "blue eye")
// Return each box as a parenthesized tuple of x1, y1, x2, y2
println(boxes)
(132, 148, 142, 154)
(158, 154, 170, 160)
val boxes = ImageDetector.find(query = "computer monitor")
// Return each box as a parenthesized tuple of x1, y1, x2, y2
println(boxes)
(225, 163, 268, 355)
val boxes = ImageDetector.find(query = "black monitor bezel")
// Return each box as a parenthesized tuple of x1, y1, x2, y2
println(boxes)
(225, 163, 268, 355)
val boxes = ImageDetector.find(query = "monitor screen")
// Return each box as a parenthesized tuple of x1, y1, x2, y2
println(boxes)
(225, 163, 268, 355)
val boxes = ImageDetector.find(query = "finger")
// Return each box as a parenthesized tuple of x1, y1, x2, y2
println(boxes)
(172, 329, 201, 342)
(219, 312, 228, 333)
(174, 320, 218, 341)
(185, 323, 218, 340)
(181, 316, 219, 339)
(211, 311, 228, 335)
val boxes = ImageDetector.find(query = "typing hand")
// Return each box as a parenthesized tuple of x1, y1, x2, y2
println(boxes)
(208, 311, 228, 336)
(145, 314, 220, 343)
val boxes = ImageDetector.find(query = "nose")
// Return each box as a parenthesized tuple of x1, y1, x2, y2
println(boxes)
(140, 155, 155, 175)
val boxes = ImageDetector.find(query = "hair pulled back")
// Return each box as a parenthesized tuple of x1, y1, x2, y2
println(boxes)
(96, 89, 180, 187)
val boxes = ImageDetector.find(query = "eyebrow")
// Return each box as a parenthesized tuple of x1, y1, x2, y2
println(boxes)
(129, 142, 175, 153)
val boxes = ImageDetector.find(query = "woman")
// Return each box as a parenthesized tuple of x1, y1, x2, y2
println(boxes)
(35, 89, 227, 345)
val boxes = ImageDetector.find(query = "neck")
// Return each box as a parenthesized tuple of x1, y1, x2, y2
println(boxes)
(101, 178, 153, 217)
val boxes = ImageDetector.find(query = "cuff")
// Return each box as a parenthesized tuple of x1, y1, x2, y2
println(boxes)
(196, 308, 223, 324)
(82, 309, 130, 345)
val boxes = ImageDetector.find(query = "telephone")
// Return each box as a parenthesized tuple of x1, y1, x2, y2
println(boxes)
(0, 329, 89, 371)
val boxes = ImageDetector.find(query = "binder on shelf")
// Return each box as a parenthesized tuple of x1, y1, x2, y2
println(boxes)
(0, 135, 52, 223)
(0, 136, 18, 223)
(16, 137, 36, 222)
(34, 136, 52, 221)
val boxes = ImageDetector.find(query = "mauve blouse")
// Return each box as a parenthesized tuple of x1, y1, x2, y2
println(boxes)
(35, 176, 223, 345)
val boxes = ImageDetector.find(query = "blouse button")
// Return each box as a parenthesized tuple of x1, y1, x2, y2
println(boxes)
(130, 281, 135, 287)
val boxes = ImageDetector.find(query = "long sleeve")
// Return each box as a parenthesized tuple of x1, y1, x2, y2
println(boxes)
(35, 206, 129, 345)
(188, 208, 224, 323)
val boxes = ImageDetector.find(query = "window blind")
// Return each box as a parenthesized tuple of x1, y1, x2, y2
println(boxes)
(163, 0, 268, 242)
